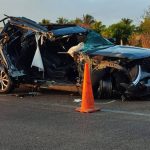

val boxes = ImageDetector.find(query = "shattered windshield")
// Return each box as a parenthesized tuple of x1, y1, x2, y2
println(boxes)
(82, 31, 114, 52)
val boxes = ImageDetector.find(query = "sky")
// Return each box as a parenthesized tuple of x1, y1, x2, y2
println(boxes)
(0, 0, 150, 27)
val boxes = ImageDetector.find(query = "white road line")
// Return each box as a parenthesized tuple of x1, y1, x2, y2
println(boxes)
(45, 104, 150, 117)
(50, 103, 76, 108)
(0, 95, 150, 117)
(95, 100, 117, 105)
(50, 104, 150, 117)
(102, 109, 150, 117)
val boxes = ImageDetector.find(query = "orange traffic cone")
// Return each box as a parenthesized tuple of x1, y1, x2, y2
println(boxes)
(76, 63, 100, 113)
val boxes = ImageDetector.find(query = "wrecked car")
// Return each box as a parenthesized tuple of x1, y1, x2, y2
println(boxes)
(1, 15, 150, 100)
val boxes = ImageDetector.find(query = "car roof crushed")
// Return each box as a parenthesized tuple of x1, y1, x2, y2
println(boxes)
(1, 15, 150, 60)
(0, 15, 87, 40)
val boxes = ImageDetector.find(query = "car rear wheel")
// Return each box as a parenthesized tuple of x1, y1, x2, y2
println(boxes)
(0, 70, 13, 93)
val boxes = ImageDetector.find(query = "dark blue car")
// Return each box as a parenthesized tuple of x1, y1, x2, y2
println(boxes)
(0, 15, 150, 99)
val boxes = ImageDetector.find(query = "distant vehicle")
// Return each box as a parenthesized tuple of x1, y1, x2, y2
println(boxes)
(1, 15, 150, 99)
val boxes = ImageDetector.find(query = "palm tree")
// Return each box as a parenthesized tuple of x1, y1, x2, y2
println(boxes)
(82, 14, 95, 27)
(91, 21, 106, 34)
(74, 17, 83, 25)
(39, 19, 50, 25)
(106, 17, 135, 45)
(121, 18, 133, 25)
(56, 17, 69, 24)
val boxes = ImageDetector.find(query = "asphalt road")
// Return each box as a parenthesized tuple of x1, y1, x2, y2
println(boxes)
(0, 89, 150, 150)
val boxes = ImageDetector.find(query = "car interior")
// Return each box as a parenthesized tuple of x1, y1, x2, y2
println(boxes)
(3, 23, 82, 82)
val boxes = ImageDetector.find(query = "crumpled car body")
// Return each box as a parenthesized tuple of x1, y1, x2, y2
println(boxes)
(1, 15, 150, 99)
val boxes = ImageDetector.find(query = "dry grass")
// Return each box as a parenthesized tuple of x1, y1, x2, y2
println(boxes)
(141, 33, 150, 48)
(129, 33, 150, 48)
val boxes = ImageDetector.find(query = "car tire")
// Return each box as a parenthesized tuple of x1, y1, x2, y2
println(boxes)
(91, 68, 112, 98)
(97, 76, 113, 98)
(0, 69, 14, 94)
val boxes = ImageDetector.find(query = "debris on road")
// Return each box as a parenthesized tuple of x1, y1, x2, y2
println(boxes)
(73, 99, 82, 103)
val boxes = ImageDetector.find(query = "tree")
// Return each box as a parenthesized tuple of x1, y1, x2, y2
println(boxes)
(144, 6, 150, 19)
(72, 17, 83, 25)
(101, 27, 112, 38)
(121, 18, 133, 25)
(83, 14, 95, 24)
(56, 17, 69, 24)
(140, 6, 150, 33)
(140, 18, 150, 33)
(91, 21, 106, 34)
(81, 14, 95, 28)
(39, 19, 50, 25)
(138, 6, 150, 48)
(106, 18, 135, 45)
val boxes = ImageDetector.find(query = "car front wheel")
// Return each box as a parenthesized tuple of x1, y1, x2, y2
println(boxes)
(0, 69, 13, 93)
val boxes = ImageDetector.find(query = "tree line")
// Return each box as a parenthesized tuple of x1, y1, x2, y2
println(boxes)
(40, 6, 150, 48)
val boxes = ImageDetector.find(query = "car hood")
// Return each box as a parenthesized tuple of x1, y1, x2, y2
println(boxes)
(88, 45, 150, 59)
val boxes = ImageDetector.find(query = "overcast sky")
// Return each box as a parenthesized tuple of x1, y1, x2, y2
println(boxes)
(0, 0, 150, 26)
